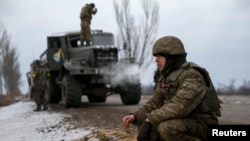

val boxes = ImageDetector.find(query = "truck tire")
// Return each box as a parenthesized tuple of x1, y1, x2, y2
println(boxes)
(61, 75, 81, 108)
(46, 78, 61, 103)
(119, 83, 141, 105)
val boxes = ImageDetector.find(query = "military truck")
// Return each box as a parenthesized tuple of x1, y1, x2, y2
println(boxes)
(39, 29, 141, 108)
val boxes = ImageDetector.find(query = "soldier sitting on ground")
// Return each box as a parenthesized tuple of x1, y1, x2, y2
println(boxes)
(122, 36, 221, 141)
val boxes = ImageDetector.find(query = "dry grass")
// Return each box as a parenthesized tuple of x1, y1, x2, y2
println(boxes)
(0, 93, 21, 107)
(71, 128, 137, 141)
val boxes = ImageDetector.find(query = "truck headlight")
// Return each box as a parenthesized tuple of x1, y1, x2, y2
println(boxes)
(81, 60, 86, 65)
(72, 60, 78, 65)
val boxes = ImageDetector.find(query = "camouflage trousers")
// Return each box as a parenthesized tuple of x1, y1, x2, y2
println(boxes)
(157, 118, 207, 141)
(34, 89, 47, 110)
(80, 21, 92, 41)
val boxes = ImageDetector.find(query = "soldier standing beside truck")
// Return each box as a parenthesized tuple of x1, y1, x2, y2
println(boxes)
(31, 60, 48, 111)
(80, 3, 97, 46)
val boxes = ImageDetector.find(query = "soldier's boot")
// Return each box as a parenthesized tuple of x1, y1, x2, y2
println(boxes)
(43, 103, 48, 110)
(150, 129, 161, 141)
(34, 106, 41, 112)
(42, 99, 48, 110)
(137, 121, 151, 141)
(43, 106, 48, 110)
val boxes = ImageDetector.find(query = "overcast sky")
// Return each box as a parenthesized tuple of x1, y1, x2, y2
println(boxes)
(1, 0, 250, 93)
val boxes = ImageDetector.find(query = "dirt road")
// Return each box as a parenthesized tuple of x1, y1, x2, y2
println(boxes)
(49, 95, 250, 140)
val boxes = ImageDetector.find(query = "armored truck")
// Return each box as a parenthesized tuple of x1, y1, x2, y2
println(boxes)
(39, 30, 141, 108)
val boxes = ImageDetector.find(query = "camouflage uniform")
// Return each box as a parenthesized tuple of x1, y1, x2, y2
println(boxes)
(80, 3, 97, 45)
(132, 36, 221, 141)
(31, 60, 48, 111)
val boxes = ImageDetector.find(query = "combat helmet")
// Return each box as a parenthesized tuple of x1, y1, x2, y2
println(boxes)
(152, 36, 185, 56)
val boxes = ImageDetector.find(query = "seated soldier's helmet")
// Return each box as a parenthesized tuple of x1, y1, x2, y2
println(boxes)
(152, 36, 185, 56)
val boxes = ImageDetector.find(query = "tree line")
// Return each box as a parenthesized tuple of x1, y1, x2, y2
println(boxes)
(216, 79, 250, 95)
(0, 22, 21, 96)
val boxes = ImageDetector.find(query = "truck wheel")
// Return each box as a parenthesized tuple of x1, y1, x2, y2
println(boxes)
(119, 83, 141, 105)
(61, 75, 81, 108)
(47, 79, 61, 103)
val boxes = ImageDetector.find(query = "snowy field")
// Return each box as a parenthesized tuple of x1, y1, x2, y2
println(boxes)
(0, 100, 97, 141)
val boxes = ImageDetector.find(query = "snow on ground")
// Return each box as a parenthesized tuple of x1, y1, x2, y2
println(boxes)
(0, 100, 96, 141)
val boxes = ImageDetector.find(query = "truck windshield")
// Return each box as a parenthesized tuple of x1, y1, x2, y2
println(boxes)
(67, 33, 114, 48)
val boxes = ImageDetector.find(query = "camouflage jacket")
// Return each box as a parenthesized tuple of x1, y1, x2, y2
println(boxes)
(80, 4, 97, 23)
(133, 62, 220, 126)
(32, 66, 47, 90)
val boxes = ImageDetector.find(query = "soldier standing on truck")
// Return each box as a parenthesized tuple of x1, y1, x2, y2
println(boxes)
(80, 3, 97, 46)
(31, 60, 48, 111)
(122, 36, 221, 141)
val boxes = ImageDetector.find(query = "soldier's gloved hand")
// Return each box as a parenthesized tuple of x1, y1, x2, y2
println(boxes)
(137, 120, 152, 141)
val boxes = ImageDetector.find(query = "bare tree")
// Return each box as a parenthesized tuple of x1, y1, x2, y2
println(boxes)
(237, 80, 250, 95)
(0, 23, 21, 95)
(113, 0, 159, 69)
(0, 22, 4, 95)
